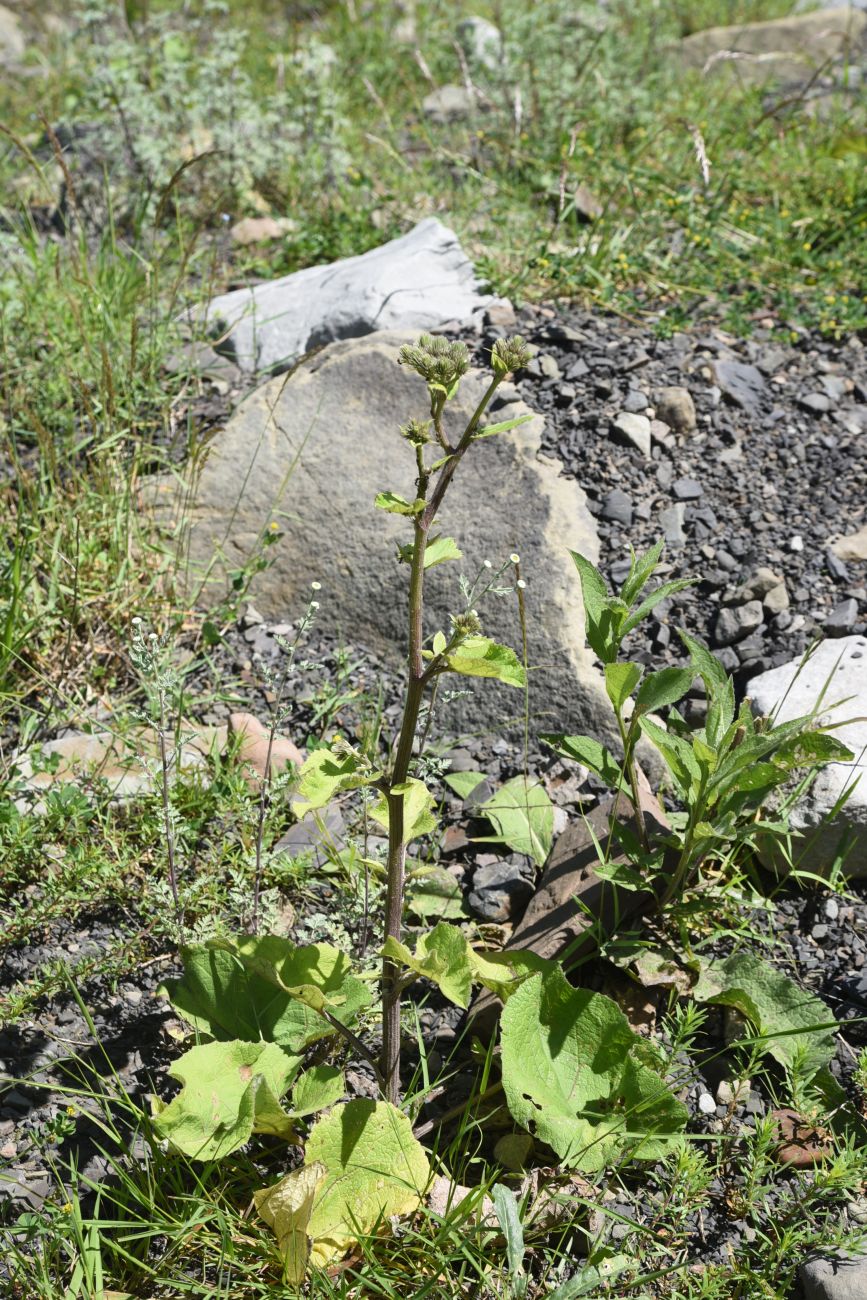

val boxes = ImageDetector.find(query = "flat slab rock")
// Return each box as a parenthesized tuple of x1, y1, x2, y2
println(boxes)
(147, 331, 615, 741)
(677, 7, 867, 87)
(203, 217, 502, 374)
(801, 1251, 867, 1300)
(749, 635, 867, 878)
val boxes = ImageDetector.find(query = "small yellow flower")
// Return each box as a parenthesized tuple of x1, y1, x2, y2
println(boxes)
(62, 1202, 73, 1214)
(802, 242, 812, 251)
(66, 1106, 76, 1117)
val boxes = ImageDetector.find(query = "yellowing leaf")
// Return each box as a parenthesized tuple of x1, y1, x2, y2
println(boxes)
(444, 636, 526, 687)
(476, 776, 553, 867)
(305, 1100, 430, 1267)
(255, 1161, 327, 1284)
(153, 1040, 299, 1160)
(371, 778, 438, 843)
(291, 746, 378, 816)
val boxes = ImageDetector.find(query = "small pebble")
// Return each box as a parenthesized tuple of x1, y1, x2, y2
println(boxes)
(698, 1092, 717, 1115)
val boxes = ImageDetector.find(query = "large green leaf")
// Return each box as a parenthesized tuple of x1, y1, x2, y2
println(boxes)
(300, 1100, 429, 1268)
(443, 636, 526, 687)
(231, 936, 371, 1022)
(500, 969, 687, 1171)
(163, 938, 370, 1055)
(632, 667, 694, 720)
(371, 778, 438, 843)
(423, 536, 462, 568)
(290, 1066, 345, 1118)
(152, 1040, 299, 1160)
(605, 662, 643, 712)
(693, 952, 837, 1075)
(291, 745, 379, 816)
(570, 552, 614, 664)
(383, 923, 478, 1008)
(406, 865, 469, 920)
(477, 776, 554, 867)
(542, 733, 624, 790)
(383, 922, 546, 1008)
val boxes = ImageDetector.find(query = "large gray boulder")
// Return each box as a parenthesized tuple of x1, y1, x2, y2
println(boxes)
(203, 219, 501, 374)
(801, 1252, 867, 1300)
(677, 7, 867, 87)
(749, 636, 867, 878)
(152, 332, 613, 741)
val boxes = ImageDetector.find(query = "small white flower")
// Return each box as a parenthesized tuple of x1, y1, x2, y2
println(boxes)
(483, 559, 493, 569)
(311, 581, 322, 590)
(311, 601, 320, 609)
(516, 579, 526, 589)
(510, 552, 520, 565)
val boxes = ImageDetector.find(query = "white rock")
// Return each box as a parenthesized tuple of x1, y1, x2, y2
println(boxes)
(611, 412, 652, 458)
(422, 84, 476, 123)
(205, 218, 502, 374)
(749, 636, 867, 878)
(457, 16, 503, 71)
(698, 1092, 717, 1115)
(832, 523, 867, 562)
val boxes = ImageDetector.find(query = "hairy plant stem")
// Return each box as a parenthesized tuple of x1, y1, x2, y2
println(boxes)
(616, 710, 649, 854)
(380, 372, 503, 1105)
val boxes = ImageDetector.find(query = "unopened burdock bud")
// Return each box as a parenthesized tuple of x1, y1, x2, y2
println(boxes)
(398, 333, 470, 390)
(401, 418, 432, 446)
(491, 334, 533, 376)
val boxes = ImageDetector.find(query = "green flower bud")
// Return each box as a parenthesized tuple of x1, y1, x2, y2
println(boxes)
(401, 418, 432, 446)
(398, 333, 470, 389)
(450, 609, 482, 637)
(491, 334, 533, 376)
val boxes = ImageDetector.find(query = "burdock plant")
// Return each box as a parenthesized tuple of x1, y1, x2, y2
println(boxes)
(288, 332, 534, 1102)
(376, 331, 533, 1101)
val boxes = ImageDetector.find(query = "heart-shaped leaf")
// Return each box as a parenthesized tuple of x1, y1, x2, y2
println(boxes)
(153, 1040, 299, 1160)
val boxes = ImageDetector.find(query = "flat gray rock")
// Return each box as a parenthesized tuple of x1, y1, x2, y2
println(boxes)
(204, 218, 501, 374)
(749, 635, 867, 878)
(801, 1251, 867, 1300)
(677, 8, 867, 87)
(150, 332, 613, 742)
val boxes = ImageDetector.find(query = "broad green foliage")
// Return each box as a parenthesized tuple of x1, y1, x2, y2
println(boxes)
(444, 770, 487, 800)
(291, 746, 379, 816)
(476, 776, 554, 866)
(163, 938, 370, 1055)
(571, 545, 692, 667)
(694, 952, 837, 1076)
(290, 1066, 345, 1118)
(383, 921, 547, 1008)
(256, 1100, 430, 1275)
(440, 635, 526, 688)
(500, 969, 687, 1170)
(421, 536, 463, 568)
(371, 778, 438, 843)
(152, 1040, 299, 1160)
(541, 733, 624, 790)
(406, 864, 469, 920)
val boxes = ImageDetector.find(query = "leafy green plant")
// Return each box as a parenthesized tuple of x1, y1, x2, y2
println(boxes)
(544, 544, 855, 906)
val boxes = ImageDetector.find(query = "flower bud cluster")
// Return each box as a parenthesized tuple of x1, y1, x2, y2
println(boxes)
(450, 609, 482, 637)
(398, 334, 470, 388)
(400, 418, 432, 447)
(491, 334, 533, 376)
